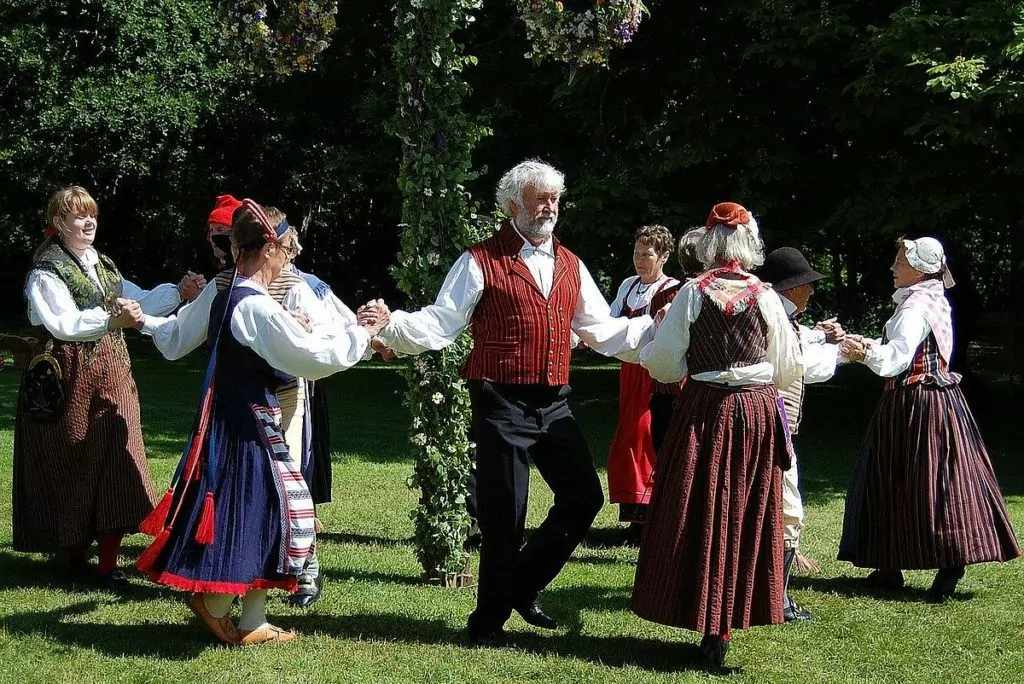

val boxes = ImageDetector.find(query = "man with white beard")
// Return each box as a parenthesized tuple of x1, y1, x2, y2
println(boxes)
(372, 159, 657, 647)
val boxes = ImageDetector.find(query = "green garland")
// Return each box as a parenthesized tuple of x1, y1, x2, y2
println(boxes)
(221, 1, 339, 76)
(389, 0, 491, 585)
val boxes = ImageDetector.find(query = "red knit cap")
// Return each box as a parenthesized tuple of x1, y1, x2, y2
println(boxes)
(207, 195, 242, 234)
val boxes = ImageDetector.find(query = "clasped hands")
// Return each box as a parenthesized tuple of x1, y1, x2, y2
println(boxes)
(357, 300, 396, 359)
(177, 271, 207, 302)
(839, 334, 872, 363)
(109, 298, 145, 331)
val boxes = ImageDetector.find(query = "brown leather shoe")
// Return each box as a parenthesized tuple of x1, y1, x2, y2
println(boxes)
(238, 623, 298, 646)
(188, 593, 240, 645)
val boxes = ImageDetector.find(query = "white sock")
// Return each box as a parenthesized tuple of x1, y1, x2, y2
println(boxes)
(202, 592, 234, 619)
(238, 589, 269, 632)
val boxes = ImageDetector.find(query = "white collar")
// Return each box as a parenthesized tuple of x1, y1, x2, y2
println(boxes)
(234, 275, 270, 295)
(76, 246, 100, 268)
(510, 220, 555, 257)
(780, 295, 798, 317)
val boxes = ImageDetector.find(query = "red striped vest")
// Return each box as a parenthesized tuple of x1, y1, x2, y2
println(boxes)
(462, 222, 581, 386)
(884, 332, 960, 390)
(686, 294, 769, 376)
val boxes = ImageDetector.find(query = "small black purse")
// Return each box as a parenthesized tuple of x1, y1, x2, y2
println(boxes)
(22, 341, 65, 422)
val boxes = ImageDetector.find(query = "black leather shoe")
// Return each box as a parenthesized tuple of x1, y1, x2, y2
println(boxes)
(783, 598, 813, 622)
(515, 598, 558, 630)
(927, 567, 965, 603)
(288, 572, 323, 609)
(100, 569, 129, 591)
(467, 627, 508, 648)
(699, 634, 730, 670)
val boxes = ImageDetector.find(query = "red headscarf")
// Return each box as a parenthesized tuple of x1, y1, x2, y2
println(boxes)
(207, 195, 243, 236)
(705, 202, 751, 231)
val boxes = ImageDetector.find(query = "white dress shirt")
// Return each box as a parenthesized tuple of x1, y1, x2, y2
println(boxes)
(378, 225, 655, 363)
(640, 280, 803, 387)
(141, 273, 343, 361)
(224, 279, 370, 380)
(862, 289, 932, 377)
(780, 296, 842, 384)
(25, 246, 182, 342)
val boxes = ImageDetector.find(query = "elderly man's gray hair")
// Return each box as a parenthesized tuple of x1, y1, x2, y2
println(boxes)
(495, 159, 565, 214)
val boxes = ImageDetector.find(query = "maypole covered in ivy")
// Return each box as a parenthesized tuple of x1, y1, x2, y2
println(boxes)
(389, 0, 490, 586)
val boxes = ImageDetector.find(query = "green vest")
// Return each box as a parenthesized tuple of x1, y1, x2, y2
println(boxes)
(32, 242, 124, 311)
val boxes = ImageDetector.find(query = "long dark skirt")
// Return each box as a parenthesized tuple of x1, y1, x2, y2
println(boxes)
(13, 336, 157, 552)
(631, 381, 788, 635)
(140, 401, 304, 594)
(308, 379, 333, 504)
(838, 383, 1020, 569)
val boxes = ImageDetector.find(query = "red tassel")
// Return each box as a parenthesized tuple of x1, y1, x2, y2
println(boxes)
(194, 492, 215, 545)
(139, 489, 174, 536)
(135, 528, 171, 573)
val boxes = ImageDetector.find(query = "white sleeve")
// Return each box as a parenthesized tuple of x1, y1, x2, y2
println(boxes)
(121, 279, 182, 316)
(376, 252, 481, 355)
(140, 280, 217, 360)
(609, 277, 635, 318)
(863, 309, 930, 377)
(323, 290, 358, 326)
(230, 294, 372, 380)
(798, 325, 839, 384)
(283, 281, 335, 331)
(25, 271, 111, 341)
(761, 289, 804, 389)
(640, 282, 699, 383)
(572, 262, 654, 363)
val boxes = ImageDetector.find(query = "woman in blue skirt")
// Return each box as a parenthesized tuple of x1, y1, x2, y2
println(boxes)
(137, 199, 387, 646)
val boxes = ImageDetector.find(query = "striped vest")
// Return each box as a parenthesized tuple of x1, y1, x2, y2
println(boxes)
(686, 293, 769, 376)
(462, 222, 581, 386)
(884, 332, 960, 390)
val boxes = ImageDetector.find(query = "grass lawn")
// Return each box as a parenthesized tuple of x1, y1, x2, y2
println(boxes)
(0, 341, 1022, 683)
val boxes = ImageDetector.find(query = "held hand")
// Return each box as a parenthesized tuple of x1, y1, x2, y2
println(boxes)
(839, 338, 867, 363)
(287, 307, 313, 333)
(110, 299, 144, 330)
(177, 272, 204, 302)
(370, 336, 396, 361)
(654, 302, 672, 326)
(815, 319, 846, 344)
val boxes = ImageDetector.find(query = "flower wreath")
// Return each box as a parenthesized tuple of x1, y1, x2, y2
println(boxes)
(222, 1, 339, 76)
(515, 0, 647, 68)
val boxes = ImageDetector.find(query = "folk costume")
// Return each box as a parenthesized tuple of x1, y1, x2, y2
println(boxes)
(606, 274, 681, 527)
(378, 219, 654, 644)
(14, 242, 182, 581)
(838, 238, 1019, 598)
(135, 276, 370, 635)
(631, 202, 802, 668)
(759, 246, 843, 622)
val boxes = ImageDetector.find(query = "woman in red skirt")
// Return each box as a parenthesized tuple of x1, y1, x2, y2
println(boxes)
(838, 237, 1019, 599)
(606, 225, 680, 544)
(631, 202, 802, 669)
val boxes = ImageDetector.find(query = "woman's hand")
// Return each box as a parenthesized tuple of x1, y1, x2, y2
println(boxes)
(109, 298, 144, 330)
(287, 307, 313, 333)
(177, 271, 206, 302)
(839, 337, 867, 363)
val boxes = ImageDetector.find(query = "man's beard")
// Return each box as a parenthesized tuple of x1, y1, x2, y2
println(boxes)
(519, 214, 557, 240)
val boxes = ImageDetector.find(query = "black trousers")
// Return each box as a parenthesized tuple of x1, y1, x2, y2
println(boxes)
(467, 380, 604, 633)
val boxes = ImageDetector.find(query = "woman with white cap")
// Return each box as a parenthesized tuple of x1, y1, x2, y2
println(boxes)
(838, 237, 1020, 601)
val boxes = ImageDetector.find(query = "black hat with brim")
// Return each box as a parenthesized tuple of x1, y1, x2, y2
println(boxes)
(759, 247, 824, 292)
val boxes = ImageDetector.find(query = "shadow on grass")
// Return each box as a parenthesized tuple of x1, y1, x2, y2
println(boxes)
(0, 549, 179, 602)
(287, 610, 715, 674)
(793, 574, 977, 604)
(0, 600, 224, 660)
